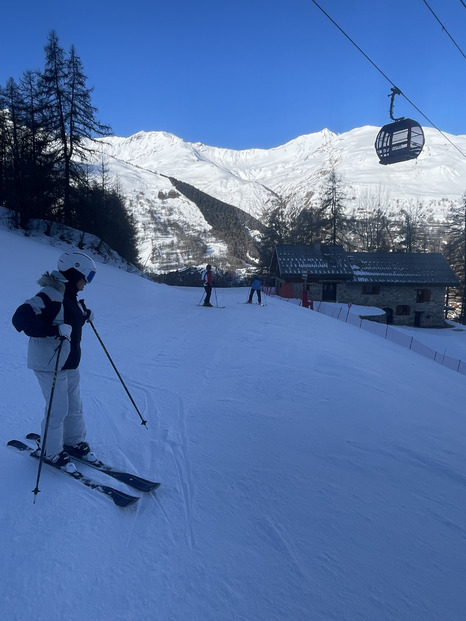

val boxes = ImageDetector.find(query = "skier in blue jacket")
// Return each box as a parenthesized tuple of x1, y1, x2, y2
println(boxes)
(247, 277, 263, 304)
(12, 250, 98, 471)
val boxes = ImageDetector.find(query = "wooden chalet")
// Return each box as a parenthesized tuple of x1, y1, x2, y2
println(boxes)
(270, 244, 460, 327)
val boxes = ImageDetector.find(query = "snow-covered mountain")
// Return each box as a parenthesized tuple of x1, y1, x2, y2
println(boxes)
(83, 126, 466, 273)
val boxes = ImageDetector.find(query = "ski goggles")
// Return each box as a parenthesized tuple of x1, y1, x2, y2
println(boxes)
(85, 270, 96, 284)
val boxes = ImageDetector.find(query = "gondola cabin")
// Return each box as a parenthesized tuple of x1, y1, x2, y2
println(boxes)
(375, 118, 425, 165)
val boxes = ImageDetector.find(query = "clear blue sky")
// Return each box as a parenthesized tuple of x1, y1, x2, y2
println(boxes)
(2, 0, 466, 149)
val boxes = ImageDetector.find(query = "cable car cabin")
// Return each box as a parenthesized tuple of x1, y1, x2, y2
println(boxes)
(375, 118, 425, 165)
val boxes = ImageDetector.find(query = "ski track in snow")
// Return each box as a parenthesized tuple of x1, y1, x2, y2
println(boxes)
(87, 367, 198, 549)
(161, 393, 196, 549)
(258, 514, 311, 583)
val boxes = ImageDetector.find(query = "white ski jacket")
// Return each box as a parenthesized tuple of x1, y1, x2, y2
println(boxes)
(12, 271, 71, 372)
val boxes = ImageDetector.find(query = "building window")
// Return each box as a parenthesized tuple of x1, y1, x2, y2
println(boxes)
(362, 285, 380, 295)
(396, 305, 411, 316)
(416, 289, 431, 303)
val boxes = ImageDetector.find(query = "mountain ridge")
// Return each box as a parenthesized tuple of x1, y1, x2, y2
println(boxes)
(82, 125, 466, 273)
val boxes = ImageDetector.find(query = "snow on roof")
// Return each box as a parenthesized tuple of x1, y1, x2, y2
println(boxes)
(272, 244, 459, 286)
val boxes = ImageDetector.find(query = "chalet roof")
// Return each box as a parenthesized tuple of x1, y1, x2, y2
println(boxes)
(347, 252, 460, 286)
(271, 245, 459, 286)
(272, 244, 353, 280)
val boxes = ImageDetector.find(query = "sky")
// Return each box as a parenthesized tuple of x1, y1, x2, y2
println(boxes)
(2, 218, 466, 620)
(1, 0, 466, 149)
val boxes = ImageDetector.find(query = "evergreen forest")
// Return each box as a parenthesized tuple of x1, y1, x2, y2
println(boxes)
(0, 31, 139, 265)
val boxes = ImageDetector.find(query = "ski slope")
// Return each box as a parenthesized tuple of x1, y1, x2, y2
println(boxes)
(1, 228, 466, 621)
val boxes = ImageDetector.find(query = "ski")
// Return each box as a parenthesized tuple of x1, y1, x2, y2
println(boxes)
(26, 433, 160, 493)
(8, 440, 139, 507)
(198, 305, 225, 308)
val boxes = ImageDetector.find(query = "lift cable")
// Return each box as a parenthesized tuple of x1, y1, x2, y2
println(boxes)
(422, 0, 466, 62)
(309, 0, 466, 160)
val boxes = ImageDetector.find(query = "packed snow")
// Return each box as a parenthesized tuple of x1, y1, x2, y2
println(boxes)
(1, 227, 466, 621)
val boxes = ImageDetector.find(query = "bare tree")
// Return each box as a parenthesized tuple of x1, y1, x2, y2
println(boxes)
(396, 201, 430, 252)
(349, 187, 393, 251)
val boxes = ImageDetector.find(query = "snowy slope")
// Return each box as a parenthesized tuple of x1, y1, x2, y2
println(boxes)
(1, 228, 466, 620)
(94, 131, 275, 220)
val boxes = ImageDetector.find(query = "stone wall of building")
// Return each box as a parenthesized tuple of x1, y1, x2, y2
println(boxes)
(277, 279, 448, 327)
(339, 283, 447, 328)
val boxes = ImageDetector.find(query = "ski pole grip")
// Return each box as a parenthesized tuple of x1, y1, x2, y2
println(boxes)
(79, 299, 95, 326)
(79, 299, 90, 322)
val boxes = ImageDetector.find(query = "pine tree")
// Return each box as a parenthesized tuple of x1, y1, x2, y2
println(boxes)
(319, 169, 348, 245)
(40, 31, 110, 225)
(0, 77, 39, 225)
(18, 70, 60, 222)
(290, 204, 328, 245)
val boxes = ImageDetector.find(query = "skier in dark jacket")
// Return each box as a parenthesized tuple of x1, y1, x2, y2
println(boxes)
(201, 264, 214, 306)
(12, 250, 97, 471)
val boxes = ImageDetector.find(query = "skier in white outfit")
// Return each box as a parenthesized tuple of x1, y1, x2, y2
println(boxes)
(12, 250, 97, 471)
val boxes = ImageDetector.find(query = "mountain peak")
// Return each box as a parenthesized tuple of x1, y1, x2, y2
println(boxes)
(87, 125, 466, 273)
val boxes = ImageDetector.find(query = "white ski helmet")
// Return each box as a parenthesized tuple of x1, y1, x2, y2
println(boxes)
(57, 250, 97, 283)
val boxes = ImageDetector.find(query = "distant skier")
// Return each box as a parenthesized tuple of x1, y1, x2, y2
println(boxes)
(247, 277, 263, 304)
(12, 250, 98, 471)
(201, 264, 214, 307)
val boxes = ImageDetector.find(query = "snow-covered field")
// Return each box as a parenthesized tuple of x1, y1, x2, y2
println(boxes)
(1, 227, 466, 621)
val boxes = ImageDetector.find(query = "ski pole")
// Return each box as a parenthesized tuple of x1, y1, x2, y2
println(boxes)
(32, 338, 65, 503)
(80, 300, 148, 428)
(198, 290, 206, 306)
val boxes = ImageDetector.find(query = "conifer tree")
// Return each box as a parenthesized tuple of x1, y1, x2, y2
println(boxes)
(319, 169, 348, 245)
(40, 31, 111, 225)
(290, 204, 328, 245)
(0, 78, 32, 225)
(18, 70, 59, 222)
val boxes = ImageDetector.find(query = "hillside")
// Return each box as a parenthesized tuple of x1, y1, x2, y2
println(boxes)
(1, 227, 466, 620)
(85, 126, 466, 274)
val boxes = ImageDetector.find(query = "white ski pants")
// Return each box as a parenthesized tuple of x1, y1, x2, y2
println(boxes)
(34, 368, 87, 458)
